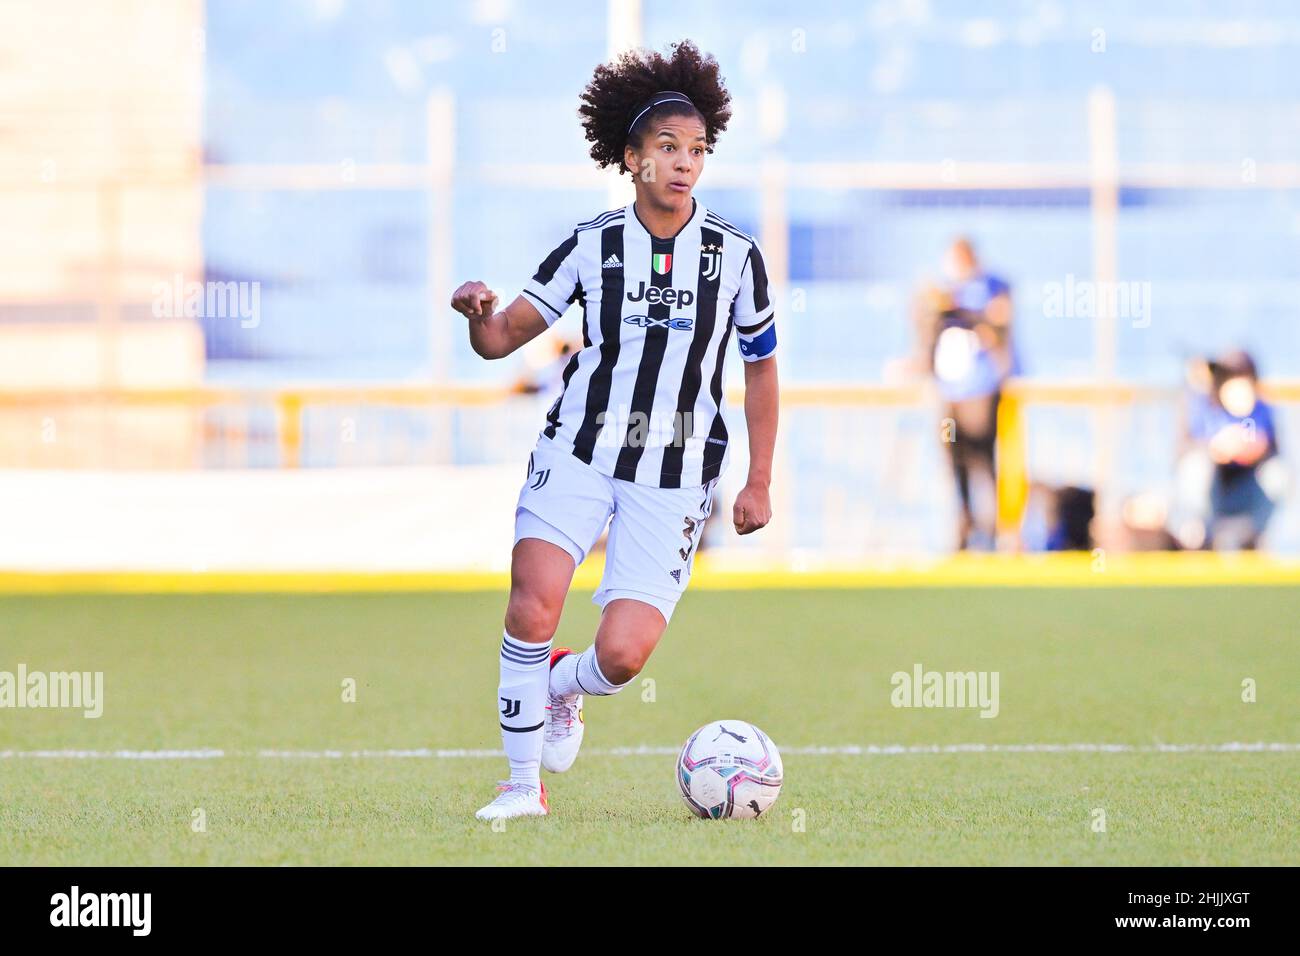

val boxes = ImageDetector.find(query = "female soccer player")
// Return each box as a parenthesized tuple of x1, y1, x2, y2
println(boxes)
(450, 40, 779, 820)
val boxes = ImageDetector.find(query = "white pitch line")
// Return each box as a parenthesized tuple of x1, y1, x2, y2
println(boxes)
(1, 743, 1298, 760)
(0, 749, 227, 760)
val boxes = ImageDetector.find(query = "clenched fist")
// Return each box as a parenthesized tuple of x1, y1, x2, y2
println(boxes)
(732, 482, 772, 535)
(451, 281, 499, 318)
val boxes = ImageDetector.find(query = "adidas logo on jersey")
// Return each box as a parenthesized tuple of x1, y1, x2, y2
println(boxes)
(602, 254, 623, 270)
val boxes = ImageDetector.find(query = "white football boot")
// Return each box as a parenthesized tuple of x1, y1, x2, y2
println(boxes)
(475, 780, 549, 821)
(542, 647, 585, 773)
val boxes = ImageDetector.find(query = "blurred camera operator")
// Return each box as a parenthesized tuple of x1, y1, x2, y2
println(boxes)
(1174, 350, 1286, 550)
(913, 237, 1016, 550)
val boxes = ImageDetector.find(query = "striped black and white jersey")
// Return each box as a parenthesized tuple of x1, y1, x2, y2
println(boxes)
(521, 198, 776, 489)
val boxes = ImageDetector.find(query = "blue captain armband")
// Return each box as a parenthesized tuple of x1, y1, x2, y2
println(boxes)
(736, 319, 777, 361)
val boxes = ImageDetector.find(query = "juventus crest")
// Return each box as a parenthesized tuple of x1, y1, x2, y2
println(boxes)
(700, 242, 722, 282)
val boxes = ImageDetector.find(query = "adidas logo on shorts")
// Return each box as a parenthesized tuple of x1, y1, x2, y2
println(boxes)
(669, 569, 681, 583)
(602, 254, 623, 270)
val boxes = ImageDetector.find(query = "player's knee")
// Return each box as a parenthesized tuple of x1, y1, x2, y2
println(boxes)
(597, 642, 651, 684)
(503, 592, 561, 644)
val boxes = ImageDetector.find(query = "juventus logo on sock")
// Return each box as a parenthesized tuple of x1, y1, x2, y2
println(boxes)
(498, 634, 550, 740)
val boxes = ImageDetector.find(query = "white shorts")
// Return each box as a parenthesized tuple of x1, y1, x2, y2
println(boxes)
(513, 439, 718, 625)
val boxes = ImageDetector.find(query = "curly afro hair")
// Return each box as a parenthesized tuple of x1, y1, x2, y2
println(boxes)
(578, 39, 732, 177)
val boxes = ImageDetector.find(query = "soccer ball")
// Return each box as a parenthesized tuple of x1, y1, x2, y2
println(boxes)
(676, 719, 783, 819)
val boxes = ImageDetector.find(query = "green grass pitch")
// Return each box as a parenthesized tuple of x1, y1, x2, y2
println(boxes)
(1, 587, 1297, 865)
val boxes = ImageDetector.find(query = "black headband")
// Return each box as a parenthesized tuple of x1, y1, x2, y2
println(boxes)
(626, 91, 697, 135)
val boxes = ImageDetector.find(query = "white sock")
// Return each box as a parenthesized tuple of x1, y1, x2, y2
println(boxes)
(498, 631, 551, 788)
(550, 646, 628, 698)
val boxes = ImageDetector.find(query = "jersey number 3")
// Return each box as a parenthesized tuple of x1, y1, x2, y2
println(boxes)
(679, 516, 700, 562)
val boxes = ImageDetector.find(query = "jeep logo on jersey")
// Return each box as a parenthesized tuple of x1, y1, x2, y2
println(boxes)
(624, 314, 694, 331)
(626, 282, 694, 308)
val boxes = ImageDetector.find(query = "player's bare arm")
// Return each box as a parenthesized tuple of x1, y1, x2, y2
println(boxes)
(734, 355, 777, 535)
(451, 282, 549, 359)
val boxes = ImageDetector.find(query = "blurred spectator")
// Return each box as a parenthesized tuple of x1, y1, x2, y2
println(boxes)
(1120, 493, 1182, 551)
(1021, 482, 1096, 551)
(1173, 350, 1286, 550)
(513, 334, 580, 397)
(914, 238, 1016, 550)
(1045, 485, 1095, 551)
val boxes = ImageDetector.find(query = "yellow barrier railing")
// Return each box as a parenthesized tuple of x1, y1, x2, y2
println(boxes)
(6, 378, 1297, 409)
(3, 378, 1298, 476)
